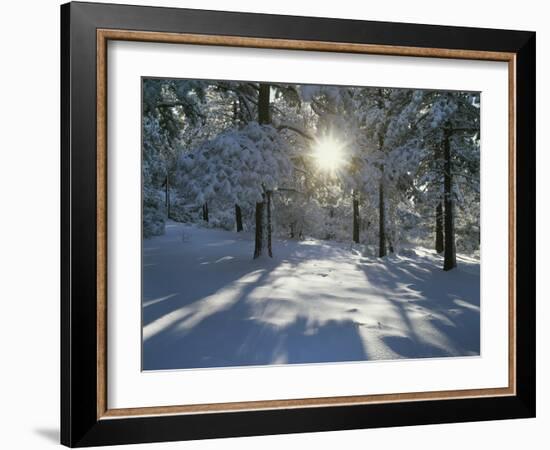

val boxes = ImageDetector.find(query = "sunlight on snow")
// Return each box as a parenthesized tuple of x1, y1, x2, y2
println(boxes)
(143, 269, 266, 341)
(142, 223, 480, 369)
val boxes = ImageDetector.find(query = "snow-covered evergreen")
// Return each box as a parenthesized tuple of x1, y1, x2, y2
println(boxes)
(141, 78, 481, 369)
(142, 78, 480, 262)
(178, 122, 292, 213)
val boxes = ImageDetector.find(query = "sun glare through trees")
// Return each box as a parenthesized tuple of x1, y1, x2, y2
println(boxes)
(312, 135, 346, 172)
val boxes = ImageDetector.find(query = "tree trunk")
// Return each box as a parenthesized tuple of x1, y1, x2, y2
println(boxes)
(202, 202, 209, 222)
(253, 198, 264, 259)
(253, 83, 272, 258)
(235, 204, 243, 232)
(233, 99, 240, 127)
(443, 131, 457, 271)
(258, 84, 271, 125)
(378, 179, 387, 257)
(434, 143, 444, 254)
(253, 190, 273, 258)
(352, 191, 360, 243)
(266, 190, 273, 257)
(435, 201, 444, 253)
(165, 175, 170, 219)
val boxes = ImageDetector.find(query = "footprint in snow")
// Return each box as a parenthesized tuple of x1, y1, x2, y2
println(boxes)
(317, 273, 329, 277)
(346, 308, 359, 313)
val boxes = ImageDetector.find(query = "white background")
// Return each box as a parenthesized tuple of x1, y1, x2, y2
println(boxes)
(109, 42, 509, 409)
(0, 0, 546, 449)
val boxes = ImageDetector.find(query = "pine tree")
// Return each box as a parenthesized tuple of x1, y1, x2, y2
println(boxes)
(418, 91, 480, 270)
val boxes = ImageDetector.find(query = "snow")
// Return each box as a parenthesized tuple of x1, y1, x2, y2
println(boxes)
(178, 122, 292, 208)
(142, 221, 480, 371)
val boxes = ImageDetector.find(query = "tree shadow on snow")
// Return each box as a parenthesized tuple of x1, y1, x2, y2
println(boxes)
(356, 254, 480, 359)
(142, 227, 369, 370)
(142, 223, 479, 369)
(143, 305, 368, 370)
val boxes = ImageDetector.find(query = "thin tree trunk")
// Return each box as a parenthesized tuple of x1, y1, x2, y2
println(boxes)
(379, 178, 387, 257)
(258, 84, 271, 125)
(235, 204, 243, 232)
(434, 143, 444, 254)
(435, 201, 444, 253)
(253, 198, 264, 259)
(231, 99, 243, 232)
(266, 190, 273, 257)
(253, 83, 272, 258)
(443, 131, 457, 271)
(352, 191, 360, 244)
(202, 202, 209, 222)
(165, 175, 170, 219)
(233, 99, 240, 127)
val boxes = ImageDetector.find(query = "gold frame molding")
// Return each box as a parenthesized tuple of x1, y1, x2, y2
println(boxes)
(96, 29, 517, 420)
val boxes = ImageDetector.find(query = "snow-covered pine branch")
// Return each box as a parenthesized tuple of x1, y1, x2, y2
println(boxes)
(177, 122, 292, 214)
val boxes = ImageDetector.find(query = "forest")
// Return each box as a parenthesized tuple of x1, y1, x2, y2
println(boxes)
(142, 78, 481, 370)
(143, 79, 479, 268)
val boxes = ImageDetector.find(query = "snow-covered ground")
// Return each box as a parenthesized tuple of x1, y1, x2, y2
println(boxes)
(142, 221, 480, 370)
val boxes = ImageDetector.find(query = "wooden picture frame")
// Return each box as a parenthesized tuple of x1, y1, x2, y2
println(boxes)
(61, 1, 535, 447)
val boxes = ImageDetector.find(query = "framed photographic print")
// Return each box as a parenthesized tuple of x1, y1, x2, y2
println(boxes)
(60, 1, 536, 447)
